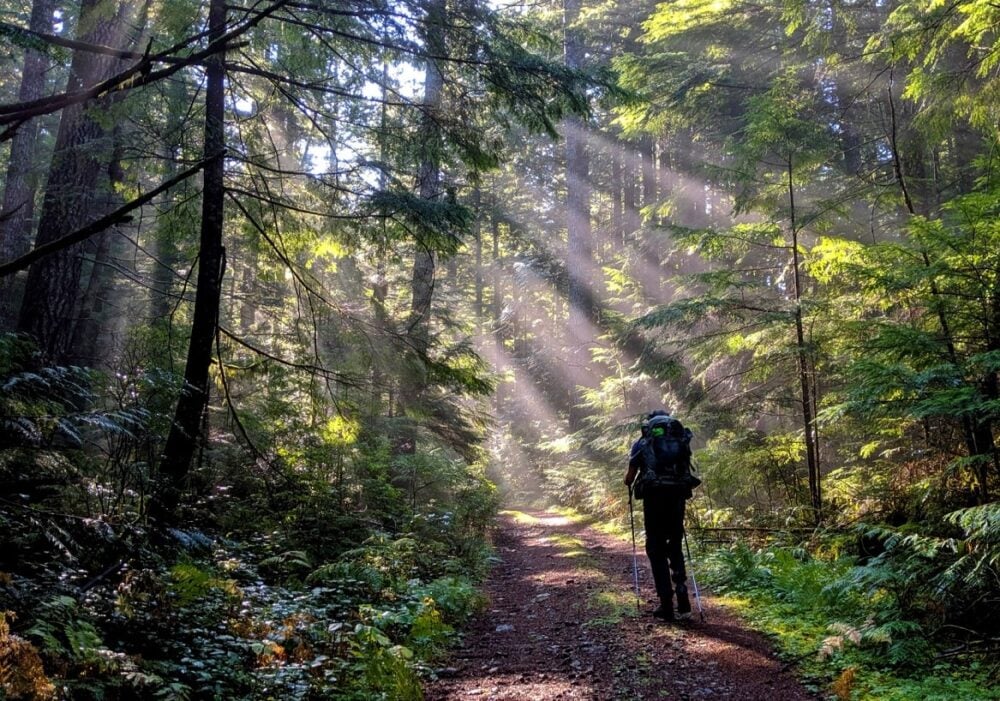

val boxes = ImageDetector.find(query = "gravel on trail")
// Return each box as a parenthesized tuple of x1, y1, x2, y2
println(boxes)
(423, 510, 820, 701)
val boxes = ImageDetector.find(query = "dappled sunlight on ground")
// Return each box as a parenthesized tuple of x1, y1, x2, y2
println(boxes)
(425, 508, 820, 700)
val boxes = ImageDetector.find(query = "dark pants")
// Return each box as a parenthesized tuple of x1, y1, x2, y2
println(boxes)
(642, 489, 687, 602)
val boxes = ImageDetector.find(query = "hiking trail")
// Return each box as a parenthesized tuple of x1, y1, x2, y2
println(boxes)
(423, 509, 819, 700)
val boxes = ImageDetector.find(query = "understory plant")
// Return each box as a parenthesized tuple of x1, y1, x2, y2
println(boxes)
(703, 507, 1000, 700)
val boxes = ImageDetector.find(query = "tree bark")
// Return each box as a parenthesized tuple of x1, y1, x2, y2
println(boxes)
(0, 0, 57, 330)
(151, 0, 227, 523)
(473, 185, 483, 330)
(408, 0, 445, 361)
(16, 0, 134, 361)
(611, 140, 624, 245)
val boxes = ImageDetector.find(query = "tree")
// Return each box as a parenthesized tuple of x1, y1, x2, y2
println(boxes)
(16, 0, 139, 361)
(0, 0, 57, 330)
(150, 0, 227, 522)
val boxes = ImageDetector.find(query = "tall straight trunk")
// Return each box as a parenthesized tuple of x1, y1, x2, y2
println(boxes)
(0, 0, 57, 330)
(611, 141, 624, 245)
(656, 137, 672, 226)
(639, 135, 656, 212)
(473, 185, 483, 330)
(408, 0, 445, 360)
(150, 77, 193, 325)
(788, 158, 821, 522)
(563, 0, 594, 429)
(152, 0, 227, 523)
(239, 245, 258, 333)
(16, 0, 133, 361)
(623, 150, 639, 234)
(887, 69, 994, 498)
(491, 202, 503, 415)
(150, 159, 183, 324)
(676, 128, 706, 228)
(69, 92, 133, 366)
(370, 51, 392, 418)
(70, 230, 114, 363)
(74, 0, 151, 364)
(564, 117, 592, 327)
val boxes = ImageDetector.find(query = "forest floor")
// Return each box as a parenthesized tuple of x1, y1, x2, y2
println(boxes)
(423, 509, 821, 701)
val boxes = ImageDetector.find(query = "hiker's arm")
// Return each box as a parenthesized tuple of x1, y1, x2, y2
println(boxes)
(625, 440, 644, 486)
(624, 465, 637, 487)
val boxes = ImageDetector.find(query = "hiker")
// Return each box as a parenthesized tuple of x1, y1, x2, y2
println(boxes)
(624, 410, 699, 621)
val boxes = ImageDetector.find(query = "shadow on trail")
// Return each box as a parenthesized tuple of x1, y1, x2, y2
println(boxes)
(423, 510, 818, 701)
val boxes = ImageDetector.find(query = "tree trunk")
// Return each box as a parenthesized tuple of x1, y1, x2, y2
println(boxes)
(68, 114, 135, 367)
(624, 148, 639, 234)
(563, 0, 594, 428)
(408, 0, 445, 362)
(640, 135, 656, 213)
(151, 0, 227, 523)
(0, 0, 57, 330)
(611, 140, 624, 245)
(16, 0, 134, 361)
(149, 77, 193, 326)
(473, 185, 483, 330)
(657, 137, 672, 226)
(491, 201, 504, 415)
(788, 158, 821, 522)
(886, 69, 994, 495)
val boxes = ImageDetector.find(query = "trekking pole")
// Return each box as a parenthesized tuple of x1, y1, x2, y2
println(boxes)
(628, 486, 641, 613)
(683, 530, 706, 622)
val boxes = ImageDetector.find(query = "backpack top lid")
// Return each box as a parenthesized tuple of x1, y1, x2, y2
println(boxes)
(645, 413, 685, 440)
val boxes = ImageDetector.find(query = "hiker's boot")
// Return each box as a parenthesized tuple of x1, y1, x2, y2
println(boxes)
(675, 584, 691, 619)
(652, 599, 674, 621)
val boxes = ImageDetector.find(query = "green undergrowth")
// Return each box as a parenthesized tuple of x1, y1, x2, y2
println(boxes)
(3, 524, 490, 701)
(704, 543, 1000, 700)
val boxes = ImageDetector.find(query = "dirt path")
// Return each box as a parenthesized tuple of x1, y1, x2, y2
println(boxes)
(424, 510, 819, 701)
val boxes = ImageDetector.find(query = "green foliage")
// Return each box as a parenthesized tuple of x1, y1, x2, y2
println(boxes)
(0, 335, 95, 449)
(26, 596, 105, 666)
(707, 522, 1000, 697)
(0, 333, 496, 698)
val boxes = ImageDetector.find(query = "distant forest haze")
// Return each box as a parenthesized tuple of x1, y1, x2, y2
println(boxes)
(1, 0, 999, 698)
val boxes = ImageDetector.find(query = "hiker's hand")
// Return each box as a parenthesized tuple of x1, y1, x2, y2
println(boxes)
(624, 467, 636, 487)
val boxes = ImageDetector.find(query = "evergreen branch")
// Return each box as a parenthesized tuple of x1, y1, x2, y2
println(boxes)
(225, 186, 369, 219)
(0, 0, 290, 135)
(218, 326, 366, 387)
(0, 155, 219, 279)
(225, 61, 416, 108)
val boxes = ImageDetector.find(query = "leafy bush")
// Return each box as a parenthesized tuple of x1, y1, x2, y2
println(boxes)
(706, 532, 999, 698)
(0, 611, 55, 700)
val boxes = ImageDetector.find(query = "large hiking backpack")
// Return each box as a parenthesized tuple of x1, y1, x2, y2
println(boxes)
(635, 415, 701, 498)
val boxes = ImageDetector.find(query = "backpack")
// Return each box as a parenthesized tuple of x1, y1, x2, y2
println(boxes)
(634, 415, 701, 499)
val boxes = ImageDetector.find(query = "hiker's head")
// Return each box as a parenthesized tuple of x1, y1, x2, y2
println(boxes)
(641, 410, 668, 437)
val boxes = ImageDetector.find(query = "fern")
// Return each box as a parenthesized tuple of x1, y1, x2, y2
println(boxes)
(937, 503, 1000, 600)
(25, 596, 106, 665)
